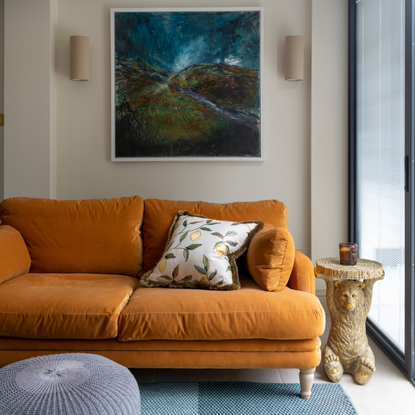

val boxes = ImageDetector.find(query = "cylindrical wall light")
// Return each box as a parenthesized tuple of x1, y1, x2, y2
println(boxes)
(70, 36, 89, 81)
(285, 35, 304, 81)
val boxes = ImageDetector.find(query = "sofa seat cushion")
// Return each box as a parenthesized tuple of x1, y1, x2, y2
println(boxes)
(0, 273, 140, 340)
(118, 274, 325, 341)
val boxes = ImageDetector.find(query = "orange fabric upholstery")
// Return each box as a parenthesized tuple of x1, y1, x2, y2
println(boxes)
(287, 251, 316, 295)
(0, 349, 321, 370)
(119, 274, 325, 342)
(0, 273, 140, 339)
(0, 196, 144, 276)
(0, 337, 321, 353)
(0, 225, 31, 284)
(0, 196, 324, 372)
(246, 223, 295, 291)
(142, 198, 287, 273)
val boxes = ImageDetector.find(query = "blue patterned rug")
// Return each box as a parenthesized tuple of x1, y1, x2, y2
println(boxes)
(138, 382, 358, 415)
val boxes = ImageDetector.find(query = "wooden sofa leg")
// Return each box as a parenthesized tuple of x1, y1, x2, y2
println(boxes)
(299, 368, 315, 399)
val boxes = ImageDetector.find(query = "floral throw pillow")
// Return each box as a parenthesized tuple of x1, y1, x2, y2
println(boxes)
(141, 211, 264, 290)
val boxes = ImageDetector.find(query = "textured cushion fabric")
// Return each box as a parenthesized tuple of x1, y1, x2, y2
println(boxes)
(0, 348, 322, 371)
(0, 273, 140, 339)
(142, 211, 263, 290)
(119, 274, 325, 341)
(0, 225, 31, 284)
(142, 198, 287, 273)
(287, 251, 316, 295)
(0, 353, 141, 415)
(0, 337, 321, 353)
(0, 337, 323, 369)
(246, 223, 295, 292)
(0, 196, 144, 276)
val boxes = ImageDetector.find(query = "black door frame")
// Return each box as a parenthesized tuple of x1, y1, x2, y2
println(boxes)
(348, 0, 415, 385)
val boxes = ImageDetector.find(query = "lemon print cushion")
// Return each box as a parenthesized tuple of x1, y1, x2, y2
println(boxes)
(141, 211, 264, 290)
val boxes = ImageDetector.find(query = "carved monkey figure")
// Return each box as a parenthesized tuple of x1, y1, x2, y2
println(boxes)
(321, 277, 382, 385)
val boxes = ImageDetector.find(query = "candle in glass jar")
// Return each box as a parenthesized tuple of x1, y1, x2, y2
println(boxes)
(339, 243, 358, 265)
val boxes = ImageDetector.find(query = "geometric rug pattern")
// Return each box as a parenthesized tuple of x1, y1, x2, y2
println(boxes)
(139, 382, 358, 415)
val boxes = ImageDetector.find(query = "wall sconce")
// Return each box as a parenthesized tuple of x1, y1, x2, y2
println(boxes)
(70, 36, 89, 81)
(285, 35, 304, 81)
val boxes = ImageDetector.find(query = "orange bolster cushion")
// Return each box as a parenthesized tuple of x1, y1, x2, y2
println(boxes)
(0, 225, 31, 284)
(246, 223, 295, 291)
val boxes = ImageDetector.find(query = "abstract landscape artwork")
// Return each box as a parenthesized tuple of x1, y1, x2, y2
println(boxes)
(111, 8, 263, 161)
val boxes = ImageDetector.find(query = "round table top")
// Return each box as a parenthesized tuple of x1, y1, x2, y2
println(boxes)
(314, 257, 384, 280)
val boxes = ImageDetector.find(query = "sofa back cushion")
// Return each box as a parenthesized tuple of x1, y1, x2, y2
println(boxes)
(0, 225, 31, 284)
(0, 196, 144, 276)
(143, 199, 287, 274)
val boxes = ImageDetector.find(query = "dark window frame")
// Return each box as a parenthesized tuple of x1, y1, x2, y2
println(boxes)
(348, 0, 415, 385)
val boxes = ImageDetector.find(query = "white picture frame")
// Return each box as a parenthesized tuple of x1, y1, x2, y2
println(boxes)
(111, 7, 264, 162)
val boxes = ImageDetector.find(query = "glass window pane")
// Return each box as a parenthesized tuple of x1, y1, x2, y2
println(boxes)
(356, 0, 405, 351)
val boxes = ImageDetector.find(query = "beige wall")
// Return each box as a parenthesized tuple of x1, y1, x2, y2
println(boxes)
(4, 0, 57, 199)
(311, 0, 348, 293)
(3, 0, 348, 272)
(55, 0, 313, 254)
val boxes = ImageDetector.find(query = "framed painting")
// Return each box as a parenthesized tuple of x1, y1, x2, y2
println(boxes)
(110, 7, 263, 161)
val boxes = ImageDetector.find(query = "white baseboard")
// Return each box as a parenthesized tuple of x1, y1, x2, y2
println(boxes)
(316, 290, 328, 313)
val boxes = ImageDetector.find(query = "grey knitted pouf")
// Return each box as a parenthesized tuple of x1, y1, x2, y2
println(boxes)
(0, 353, 141, 415)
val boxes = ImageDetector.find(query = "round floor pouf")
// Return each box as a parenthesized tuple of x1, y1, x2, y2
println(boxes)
(0, 353, 140, 415)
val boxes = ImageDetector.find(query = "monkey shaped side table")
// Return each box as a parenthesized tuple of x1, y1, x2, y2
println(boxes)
(315, 258, 384, 385)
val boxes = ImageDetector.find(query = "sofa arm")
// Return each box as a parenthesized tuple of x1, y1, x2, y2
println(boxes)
(0, 225, 31, 284)
(287, 251, 315, 295)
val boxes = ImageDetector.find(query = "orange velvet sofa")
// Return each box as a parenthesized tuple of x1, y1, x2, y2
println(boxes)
(0, 196, 325, 398)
